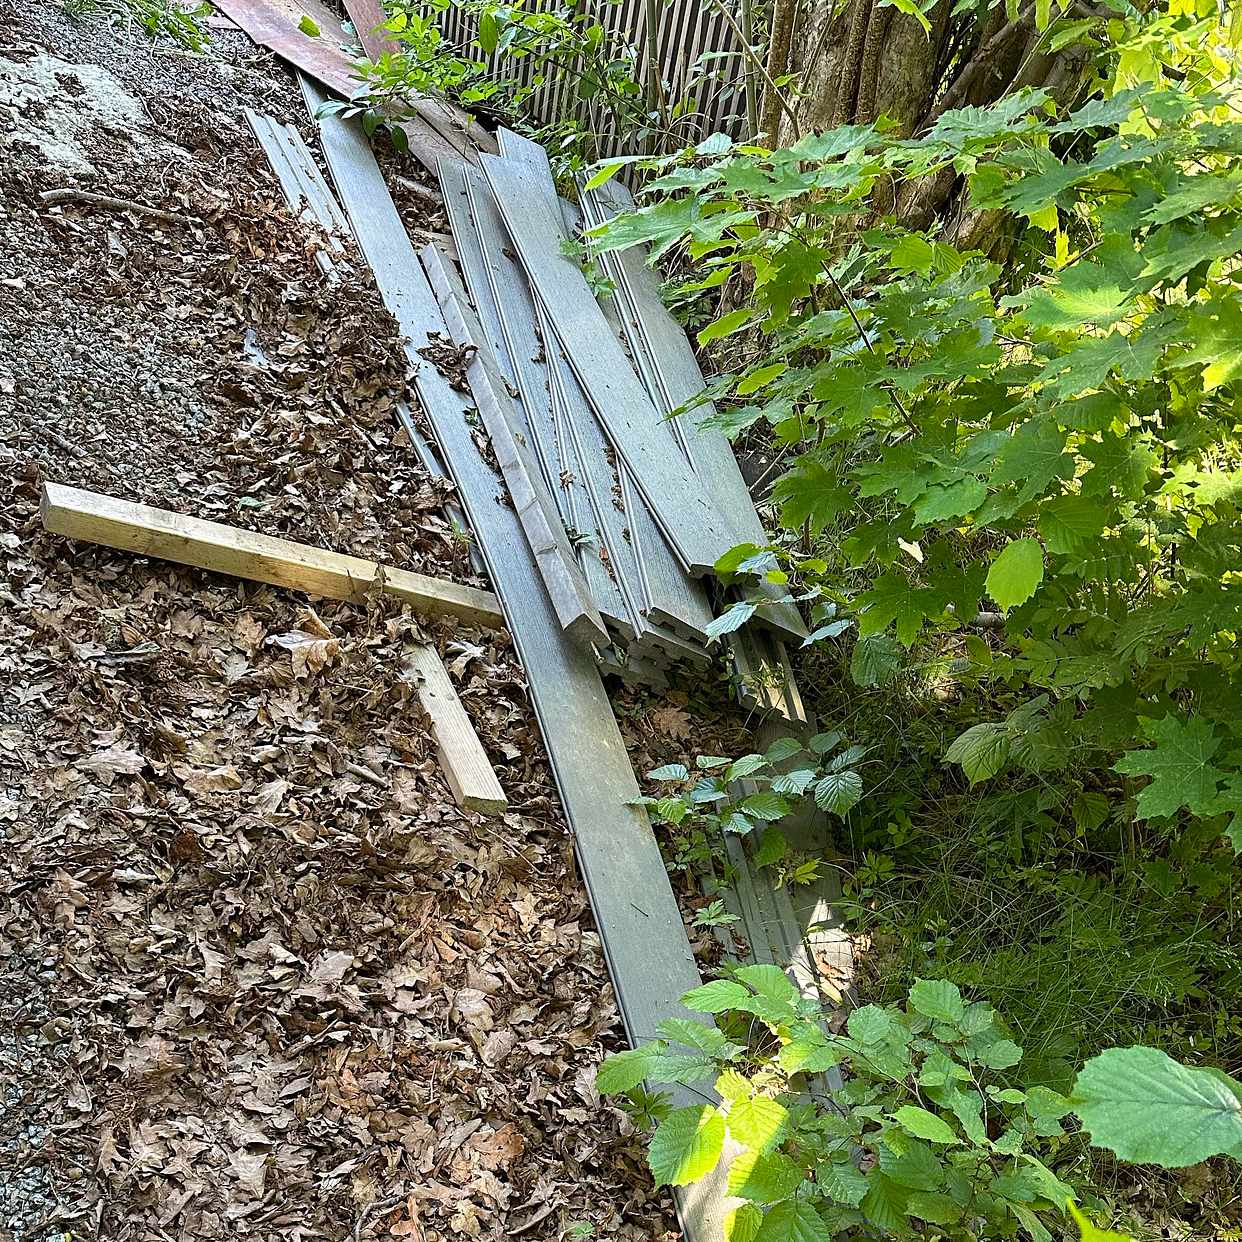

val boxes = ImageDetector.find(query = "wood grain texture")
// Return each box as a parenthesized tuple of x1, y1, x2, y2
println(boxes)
(420, 244, 609, 649)
(447, 165, 638, 639)
(341, 0, 397, 61)
(481, 154, 734, 576)
(40, 483, 503, 628)
(305, 100, 730, 1238)
(403, 643, 508, 815)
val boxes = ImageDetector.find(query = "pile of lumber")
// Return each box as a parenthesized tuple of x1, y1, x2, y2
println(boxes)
(432, 132, 807, 717)
(215, 0, 806, 718)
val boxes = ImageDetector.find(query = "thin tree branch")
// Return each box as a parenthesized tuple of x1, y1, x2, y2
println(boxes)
(706, 0, 802, 134)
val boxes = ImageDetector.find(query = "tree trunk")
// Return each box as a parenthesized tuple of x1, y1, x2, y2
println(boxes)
(770, 0, 1100, 239)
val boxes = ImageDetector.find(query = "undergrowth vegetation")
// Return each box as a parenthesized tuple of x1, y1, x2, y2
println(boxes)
(577, 1, 1242, 1235)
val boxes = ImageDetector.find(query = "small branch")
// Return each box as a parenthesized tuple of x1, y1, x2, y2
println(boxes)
(924, 5, 1035, 125)
(39, 188, 190, 225)
(823, 266, 919, 436)
(706, 0, 801, 135)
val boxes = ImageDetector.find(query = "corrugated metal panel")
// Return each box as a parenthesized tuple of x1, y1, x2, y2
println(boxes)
(434, 0, 749, 151)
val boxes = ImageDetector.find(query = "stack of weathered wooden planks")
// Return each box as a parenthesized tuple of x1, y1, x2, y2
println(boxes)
(434, 131, 808, 718)
(237, 69, 823, 1232)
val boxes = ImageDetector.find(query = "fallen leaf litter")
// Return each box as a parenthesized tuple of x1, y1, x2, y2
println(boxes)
(0, 4, 680, 1238)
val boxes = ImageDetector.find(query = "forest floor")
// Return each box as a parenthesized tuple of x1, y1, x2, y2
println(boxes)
(0, 4, 694, 1238)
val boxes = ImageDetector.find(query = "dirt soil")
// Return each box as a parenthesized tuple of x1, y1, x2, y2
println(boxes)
(0, 4, 679, 1239)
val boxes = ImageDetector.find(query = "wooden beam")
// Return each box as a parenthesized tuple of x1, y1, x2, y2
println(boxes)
(40, 483, 503, 629)
(403, 643, 508, 815)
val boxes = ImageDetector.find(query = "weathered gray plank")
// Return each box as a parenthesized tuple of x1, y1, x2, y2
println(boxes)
(489, 140, 715, 638)
(444, 164, 637, 640)
(583, 180, 809, 643)
(302, 103, 730, 1238)
(421, 244, 609, 650)
(538, 299, 649, 639)
(481, 154, 734, 575)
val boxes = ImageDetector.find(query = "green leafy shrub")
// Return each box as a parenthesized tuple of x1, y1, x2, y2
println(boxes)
(587, 17, 1242, 861)
(636, 731, 863, 874)
(599, 974, 1085, 1240)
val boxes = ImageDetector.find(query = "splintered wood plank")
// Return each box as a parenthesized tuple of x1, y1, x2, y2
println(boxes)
(480, 155, 734, 576)
(494, 145, 712, 640)
(303, 98, 729, 1240)
(582, 180, 809, 644)
(403, 643, 507, 815)
(40, 483, 503, 629)
(245, 110, 350, 273)
(420, 244, 609, 650)
(447, 165, 637, 640)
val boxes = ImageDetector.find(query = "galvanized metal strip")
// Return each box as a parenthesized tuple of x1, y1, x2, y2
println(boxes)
(481, 156, 734, 574)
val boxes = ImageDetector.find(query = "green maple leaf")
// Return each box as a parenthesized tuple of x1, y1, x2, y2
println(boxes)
(1180, 297, 1242, 391)
(856, 571, 930, 646)
(991, 417, 1073, 504)
(1114, 715, 1226, 819)
(1018, 262, 1132, 330)
(1038, 494, 1109, 553)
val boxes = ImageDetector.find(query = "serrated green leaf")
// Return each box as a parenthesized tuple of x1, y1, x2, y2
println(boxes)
(818, 1159, 868, 1206)
(596, 1048, 656, 1093)
(727, 1147, 806, 1203)
(728, 753, 769, 781)
(741, 792, 791, 822)
(860, 1171, 909, 1231)
(893, 1105, 960, 1145)
(909, 978, 967, 1024)
(771, 769, 817, 795)
(986, 538, 1044, 610)
(814, 770, 863, 815)
(649, 1105, 726, 1186)
(754, 1199, 832, 1242)
(1072, 1046, 1242, 1167)
(978, 1038, 1023, 1070)
(682, 979, 751, 1013)
(764, 736, 804, 763)
(1038, 494, 1109, 554)
(906, 1190, 964, 1225)
(737, 362, 788, 395)
(879, 1134, 943, 1191)
(716, 1068, 752, 1102)
(728, 1095, 790, 1151)
(724, 1203, 763, 1242)
(584, 160, 626, 190)
(699, 308, 756, 345)
(944, 722, 1009, 783)
(648, 763, 689, 781)
(708, 600, 758, 639)
(753, 827, 789, 868)
(1114, 715, 1225, 819)
(850, 634, 902, 687)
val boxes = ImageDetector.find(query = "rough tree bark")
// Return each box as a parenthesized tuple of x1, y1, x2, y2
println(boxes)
(767, 0, 1099, 235)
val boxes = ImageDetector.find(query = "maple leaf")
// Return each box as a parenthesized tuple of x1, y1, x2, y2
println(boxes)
(1114, 715, 1226, 820)
(1180, 297, 1242, 391)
